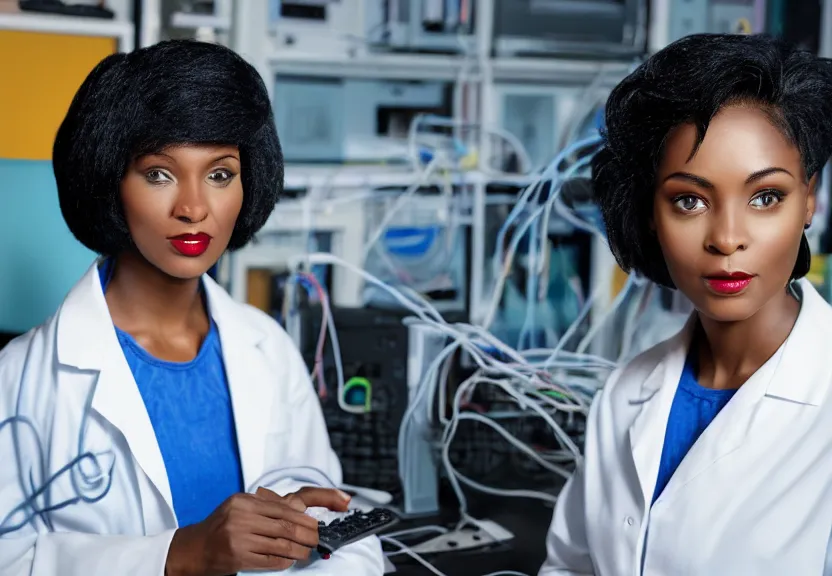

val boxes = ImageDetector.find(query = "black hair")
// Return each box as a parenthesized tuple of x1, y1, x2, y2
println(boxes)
(593, 33, 832, 287)
(53, 40, 282, 255)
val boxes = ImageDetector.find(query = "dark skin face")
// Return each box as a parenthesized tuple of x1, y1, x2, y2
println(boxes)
(653, 105, 816, 389)
(104, 144, 244, 362)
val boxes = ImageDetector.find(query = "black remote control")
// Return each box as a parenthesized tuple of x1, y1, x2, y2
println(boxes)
(316, 508, 398, 555)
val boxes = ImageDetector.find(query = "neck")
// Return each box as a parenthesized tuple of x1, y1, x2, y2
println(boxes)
(105, 251, 206, 332)
(695, 285, 800, 390)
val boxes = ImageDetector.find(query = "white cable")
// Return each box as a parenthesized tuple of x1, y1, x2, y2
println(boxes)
(575, 274, 637, 355)
(481, 136, 602, 331)
(409, 114, 535, 175)
(559, 65, 610, 150)
(361, 159, 440, 263)
(380, 536, 447, 576)
(288, 254, 603, 492)
(381, 536, 532, 576)
(278, 126, 656, 552)
(250, 84, 651, 576)
(299, 174, 622, 518)
(385, 525, 449, 540)
(298, 243, 622, 568)
(440, 375, 584, 516)
(312, 279, 360, 415)
(451, 412, 572, 478)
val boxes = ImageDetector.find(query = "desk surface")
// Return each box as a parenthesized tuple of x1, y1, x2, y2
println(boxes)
(387, 495, 555, 576)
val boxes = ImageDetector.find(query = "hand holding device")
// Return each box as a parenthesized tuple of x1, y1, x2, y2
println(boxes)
(314, 507, 398, 555)
(165, 486, 351, 576)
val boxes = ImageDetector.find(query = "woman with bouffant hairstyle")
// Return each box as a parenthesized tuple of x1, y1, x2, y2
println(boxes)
(0, 40, 383, 576)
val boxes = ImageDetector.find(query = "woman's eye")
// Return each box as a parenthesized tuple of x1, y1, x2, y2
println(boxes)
(673, 195, 706, 212)
(750, 190, 783, 209)
(145, 169, 171, 184)
(208, 169, 234, 184)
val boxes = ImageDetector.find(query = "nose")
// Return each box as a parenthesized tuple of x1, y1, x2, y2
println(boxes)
(171, 179, 208, 224)
(705, 205, 748, 256)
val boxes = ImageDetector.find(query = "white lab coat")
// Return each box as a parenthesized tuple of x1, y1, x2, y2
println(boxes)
(540, 278, 832, 576)
(0, 261, 384, 576)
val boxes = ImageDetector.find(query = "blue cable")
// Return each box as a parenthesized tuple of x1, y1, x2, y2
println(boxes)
(517, 219, 539, 350)
(509, 152, 598, 350)
(492, 134, 602, 277)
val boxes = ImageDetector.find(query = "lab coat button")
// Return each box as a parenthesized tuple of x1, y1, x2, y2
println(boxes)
(625, 516, 635, 526)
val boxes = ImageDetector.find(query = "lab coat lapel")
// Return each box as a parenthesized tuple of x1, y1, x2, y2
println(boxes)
(203, 278, 273, 490)
(628, 317, 694, 507)
(56, 262, 174, 510)
(656, 279, 830, 502)
(763, 279, 832, 407)
(656, 362, 769, 503)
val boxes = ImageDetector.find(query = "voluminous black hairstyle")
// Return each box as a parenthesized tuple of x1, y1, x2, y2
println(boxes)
(593, 33, 832, 288)
(53, 40, 283, 255)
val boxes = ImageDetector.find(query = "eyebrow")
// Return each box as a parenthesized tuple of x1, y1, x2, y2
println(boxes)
(210, 154, 240, 163)
(138, 152, 240, 164)
(662, 167, 793, 188)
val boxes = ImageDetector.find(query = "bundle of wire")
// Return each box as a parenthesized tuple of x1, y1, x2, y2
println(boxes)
(285, 162, 651, 568)
(279, 101, 658, 573)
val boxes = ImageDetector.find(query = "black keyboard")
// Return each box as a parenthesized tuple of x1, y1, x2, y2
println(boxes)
(317, 508, 398, 555)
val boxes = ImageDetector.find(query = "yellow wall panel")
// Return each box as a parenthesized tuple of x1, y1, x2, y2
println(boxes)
(611, 264, 629, 298)
(0, 31, 116, 160)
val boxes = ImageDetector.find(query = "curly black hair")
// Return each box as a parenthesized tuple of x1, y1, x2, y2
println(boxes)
(53, 40, 283, 256)
(593, 33, 832, 287)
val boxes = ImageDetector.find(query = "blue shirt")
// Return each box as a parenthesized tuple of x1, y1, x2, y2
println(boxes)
(652, 346, 738, 504)
(99, 261, 244, 527)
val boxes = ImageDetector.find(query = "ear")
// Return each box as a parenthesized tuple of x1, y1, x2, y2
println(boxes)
(806, 173, 819, 227)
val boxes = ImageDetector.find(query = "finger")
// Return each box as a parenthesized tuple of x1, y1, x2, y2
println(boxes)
(230, 535, 297, 573)
(254, 487, 307, 514)
(255, 500, 319, 530)
(296, 487, 352, 512)
(244, 548, 297, 572)
(249, 534, 314, 562)
(249, 515, 320, 548)
(256, 486, 280, 501)
(256, 486, 306, 512)
(282, 492, 308, 513)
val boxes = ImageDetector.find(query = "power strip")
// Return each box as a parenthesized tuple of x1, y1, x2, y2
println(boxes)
(410, 519, 514, 554)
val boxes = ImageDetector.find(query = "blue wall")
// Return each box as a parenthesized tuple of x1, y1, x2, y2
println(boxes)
(0, 159, 95, 333)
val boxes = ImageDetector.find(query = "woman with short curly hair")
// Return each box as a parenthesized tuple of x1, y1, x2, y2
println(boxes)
(540, 33, 832, 575)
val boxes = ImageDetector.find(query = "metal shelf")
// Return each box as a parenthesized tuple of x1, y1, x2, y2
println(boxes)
(268, 51, 474, 81)
(283, 164, 533, 190)
(490, 57, 633, 84)
(267, 52, 631, 84)
(169, 12, 231, 31)
(0, 12, 134, 48)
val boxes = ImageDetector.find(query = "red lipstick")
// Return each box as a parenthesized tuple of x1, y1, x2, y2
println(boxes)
(169, 233, 212, 257)
(704, 271, 754, 295)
